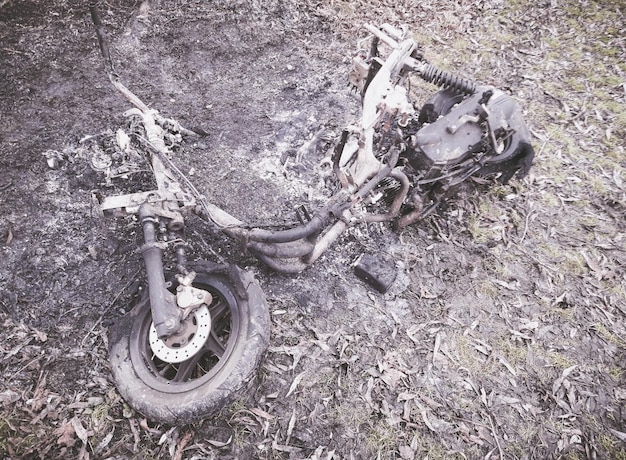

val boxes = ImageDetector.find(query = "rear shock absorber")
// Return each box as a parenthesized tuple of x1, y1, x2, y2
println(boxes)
(419, 63, 476, 95)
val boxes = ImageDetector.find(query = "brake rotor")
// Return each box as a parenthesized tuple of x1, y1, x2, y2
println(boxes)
(148, 305, 211, 363)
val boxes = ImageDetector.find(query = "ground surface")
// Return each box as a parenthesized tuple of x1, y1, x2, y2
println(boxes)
(1, 0, 625, 459)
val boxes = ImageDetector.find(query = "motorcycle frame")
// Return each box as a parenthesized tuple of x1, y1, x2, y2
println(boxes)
(93, 23, 533, 339)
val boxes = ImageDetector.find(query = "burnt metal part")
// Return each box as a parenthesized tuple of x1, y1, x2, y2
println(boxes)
(228, 146, 404, 272)
(411, 86, 534, 183)
(243, 214, 328, 244)
(362, 169, 410, 223)
(248, 240, 316, 259)
(139, 205, 181, 339)
(89, 4, 115, 74)
(354, 253, 397, 293)
(418, 63, 477, 95)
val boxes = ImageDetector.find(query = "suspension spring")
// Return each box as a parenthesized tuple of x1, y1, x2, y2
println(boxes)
(420, 64, 476, 95)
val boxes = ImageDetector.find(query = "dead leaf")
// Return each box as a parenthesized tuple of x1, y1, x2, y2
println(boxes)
(95, 428, 114, 453)
(498, 356, 517, 376)
(158, 427, 177, 446)
(381, 368, 406, 389)
(30, 374, 49, 414)
(34, 329, 47, 342)
(72, 417, 90, 444)
(553, 365, 577, 395)
(77, 444, 90, 460)
(207, 435, 232, 448)
(173, 429, 195, 460)
(614, 168, 623, 189)
(494, 395, 521, 406)
(398, 445, 415, 459)
(272, 443, 303, 454)
(420, 410, 454, 434)
(609, 428, 626, 442)
(581, 250, 609, 280)
(0, 389, 20, 407)
(519, 319, 539, 331)
(286, 371, 306, 397)
(55, 420, 76, 447)
(380, 399, 402, 425)
(363, 377, 375, 409)
(432, 332, 441, 364)
(310, 446, 326, 459)
(249, 407, 274, 420)
(272, 433, 303, 453)
(286, 409, 297, 445)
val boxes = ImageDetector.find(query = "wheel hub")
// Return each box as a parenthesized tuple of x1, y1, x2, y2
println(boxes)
(148, 305, 211, 363)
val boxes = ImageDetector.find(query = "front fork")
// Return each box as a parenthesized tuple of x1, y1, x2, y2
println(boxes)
(139, 205, 182, 339)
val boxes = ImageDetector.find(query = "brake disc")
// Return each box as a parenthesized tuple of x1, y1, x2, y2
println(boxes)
(148, 305, 211, 363)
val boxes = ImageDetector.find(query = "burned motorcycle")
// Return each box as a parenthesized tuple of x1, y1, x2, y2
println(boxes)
(88, 16, 533, 424)
(226, 24, 534, 274)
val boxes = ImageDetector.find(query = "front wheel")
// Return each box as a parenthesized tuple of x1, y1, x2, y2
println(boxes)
(108, 263, 270, 424)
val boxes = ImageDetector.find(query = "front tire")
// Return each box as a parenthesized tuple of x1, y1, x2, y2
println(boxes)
(108, 263, 270, 424)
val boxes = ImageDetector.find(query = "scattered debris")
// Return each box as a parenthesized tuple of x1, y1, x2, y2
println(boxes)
(354, 252, 398, 293)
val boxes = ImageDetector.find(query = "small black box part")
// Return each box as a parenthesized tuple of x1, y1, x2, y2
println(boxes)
(354, 253, 397, 293)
